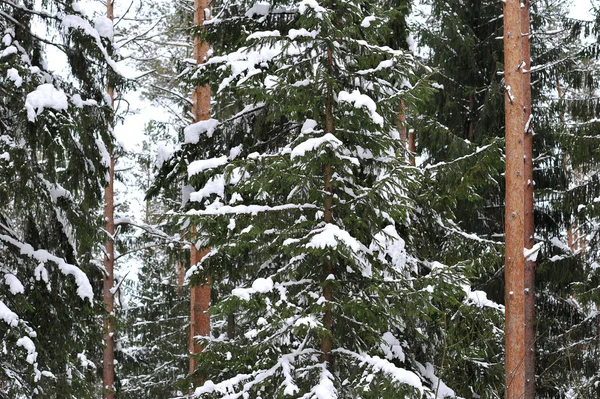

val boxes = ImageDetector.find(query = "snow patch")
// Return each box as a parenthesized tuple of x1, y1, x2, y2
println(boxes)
(71, 93, 97, 108)
(361, 16, 377, 27)
(16, 336, 37, 364)
(5, 274, 24, 295)
(288, 28, 319, 40)
(188, 156, 228, 177)
(184, 119, 220, 143)
(338, 89, 383, 126)
(247, 30, 280, 40)
(94, 16, 113, 39)
(0, 301, 19, 327)
(6, 68, 22, 87)
(25, 84, 69, 122)
(307, 224, 361, 252)
(190, 175, 225, 202)
(291, 134, 342, 158)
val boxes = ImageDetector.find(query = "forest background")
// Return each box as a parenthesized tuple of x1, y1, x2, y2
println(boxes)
(2, 0, 600, 398)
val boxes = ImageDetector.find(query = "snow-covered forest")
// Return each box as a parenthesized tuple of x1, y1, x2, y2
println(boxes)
(1, 0, 600, 398)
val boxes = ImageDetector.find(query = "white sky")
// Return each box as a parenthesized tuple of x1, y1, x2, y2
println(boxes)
(570, 0, 595, 20)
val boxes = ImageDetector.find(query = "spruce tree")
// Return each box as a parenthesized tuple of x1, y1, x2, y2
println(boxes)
(417, 0, 600, 396)
(148, 0, 508, 397)
(118, 124, 190, 399)
(0, 1, 115, 396)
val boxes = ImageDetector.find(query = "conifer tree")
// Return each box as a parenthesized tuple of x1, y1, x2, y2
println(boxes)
(0, 1, 116, 396)
(148, 0, 510, 397)
(417, 0, 600, 396)
(117, 122, 190, 399)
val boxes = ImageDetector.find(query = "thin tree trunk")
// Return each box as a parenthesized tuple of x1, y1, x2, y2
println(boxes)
(398, 100, 407, 159)
(408, 129, 416, 166)
(177, 257, 185, 297)
(521, 2, 535, 398)
(103, 1, 115, 398)
(189, 0, 212, 383)
(503, 0, 532, 398)
(321, 47, 334, 365)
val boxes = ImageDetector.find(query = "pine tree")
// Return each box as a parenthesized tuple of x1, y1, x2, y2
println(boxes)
(0, 1, 116, 397)
(417, 0, 600, 396)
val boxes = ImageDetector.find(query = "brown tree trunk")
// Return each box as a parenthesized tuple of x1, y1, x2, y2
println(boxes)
(398, 100, 407, 158)
(321, 47, 334, 365)
(189, 0, 212, 383)
(408, 129, 416, 166)
(503, 0, 533, 398)
(103, 1, 115, 398)
(521, 2, 535, 398)
(103, 157, 115, 399)
(189, 243, 212, 375)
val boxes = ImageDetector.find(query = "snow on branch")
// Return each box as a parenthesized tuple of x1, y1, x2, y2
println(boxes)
(436, 218, 503, 245)
(0, 234, 93, 301)
(188, 155, 228, 177)
(190, 349, 318, 397)
(113, 218, 189, 245)
(0, 300, 19, 327)
(338, 89, 384, 127)
(424, 142, 494, 170)
(185, 203, 319, 217)
(333, 348, 424, 394)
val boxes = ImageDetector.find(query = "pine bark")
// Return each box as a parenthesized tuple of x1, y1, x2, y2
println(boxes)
(503, 0, 534, 398)
(189, 0, 212, 382)
(102, 1, 115, 398)
(321, 47, 334, 365)
(408, 129, 416, 167)
(189, 243, 211, 375)
(398, 100, 407, 155)
(521, 2, 535, 398)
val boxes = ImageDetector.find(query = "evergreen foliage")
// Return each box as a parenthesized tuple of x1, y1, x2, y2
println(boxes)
(149, 0, 506, 397)
(118, 124, 190, 399)
(417, 0, 600, 396)
(0, 1, 115, 396)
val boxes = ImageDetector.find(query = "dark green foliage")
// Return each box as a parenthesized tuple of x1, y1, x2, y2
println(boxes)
(0, 1, 114, 396)
(147, 0, 507, 397)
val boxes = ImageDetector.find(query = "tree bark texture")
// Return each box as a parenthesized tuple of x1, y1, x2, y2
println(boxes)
(503, 0, 534, 398)
(398, 99, 407, 156)
(521, 2, 535, 398)
(408, 129, 416, 166)
(321, 47, 334, 365)
(189, 243, 212, 375)
(189, 0, 212, 382)
(103, 1, 115, 398)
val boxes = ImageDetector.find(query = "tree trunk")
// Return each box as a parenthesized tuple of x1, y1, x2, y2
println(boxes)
(321, 47, 334, 365)
(398, 100, 407, 160)
(103, 1, 115, 398)
(521, 2, 535, 398)
(408, 129, 416, 166)
(503, 0, 533, 398)
(189, 0, 212, 383)
(189, 242, 211, 375)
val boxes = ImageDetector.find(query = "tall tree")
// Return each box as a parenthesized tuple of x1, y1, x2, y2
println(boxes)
(103, 2, 117, 398)
(503, 0, 534, 397)
(0, 1, 115, 396)
(149, 0, 508, 397)
(118, 129, 190, 398)
(188, 0, 212, 384)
